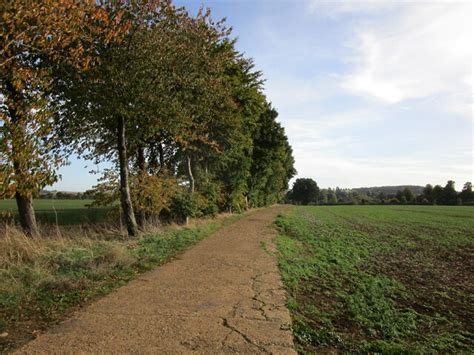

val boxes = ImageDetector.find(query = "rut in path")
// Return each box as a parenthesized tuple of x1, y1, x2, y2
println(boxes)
(16, 206, 296, 354)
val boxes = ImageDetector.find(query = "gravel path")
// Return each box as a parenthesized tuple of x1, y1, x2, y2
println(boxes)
(16, 206, 295, 354)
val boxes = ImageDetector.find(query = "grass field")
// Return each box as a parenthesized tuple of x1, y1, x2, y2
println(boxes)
(275, 205, 474, 353)
(0, 199, 111, 225)
(0, 199, 95, 211)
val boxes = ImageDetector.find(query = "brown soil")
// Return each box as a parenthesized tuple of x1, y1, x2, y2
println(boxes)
(372, 243, 474, 333)
(15, 206, 295, 354)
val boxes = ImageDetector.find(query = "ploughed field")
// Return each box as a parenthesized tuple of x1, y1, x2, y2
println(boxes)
(0, 199, 112, 225)
(275, 206, 474, 353)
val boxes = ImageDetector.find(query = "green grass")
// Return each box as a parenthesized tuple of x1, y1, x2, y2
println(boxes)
(0, 199, 95, 211)
(0, 199, 112, 225)
(0, 213, 243, 352)
(275, 205, 474, 353)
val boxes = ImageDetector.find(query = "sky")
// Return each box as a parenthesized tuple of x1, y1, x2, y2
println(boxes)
(51, 0, 473, 191)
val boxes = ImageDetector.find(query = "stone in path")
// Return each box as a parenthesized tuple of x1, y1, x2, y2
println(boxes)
(16, 206, 295, 354)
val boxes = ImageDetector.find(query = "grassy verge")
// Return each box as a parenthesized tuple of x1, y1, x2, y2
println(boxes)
(275, 206, 474, 353)
(0, 213, 242, 352)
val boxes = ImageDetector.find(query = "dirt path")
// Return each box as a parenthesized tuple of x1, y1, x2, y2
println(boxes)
(16, 206, 295, 354)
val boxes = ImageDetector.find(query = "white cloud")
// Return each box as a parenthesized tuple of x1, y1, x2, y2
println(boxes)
(307, 0, 400, 16)
(341, 2, 472, 118)
(278, 1, 473, 187)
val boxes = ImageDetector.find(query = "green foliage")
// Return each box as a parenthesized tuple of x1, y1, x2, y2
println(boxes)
(459, 182, 473, 203)
(442, 180, 458, 205)
(169, 190, 200, 222)
(275, 206, 474, 353)
(248, 106, 296, 207)
(195, 175, 221, 216)
(433, 184, 444, 204)
(403, 187, 414, 202)
(423, 184, 434, 203)
(2, 1, 296, 237)
(47, 3, 295, 230)
(288, 178, 320, 205)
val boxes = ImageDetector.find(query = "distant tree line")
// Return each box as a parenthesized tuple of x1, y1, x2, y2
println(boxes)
(1, 1, 295, 237)
(287, 179, 474, 206)
(35, 191, 95, 200)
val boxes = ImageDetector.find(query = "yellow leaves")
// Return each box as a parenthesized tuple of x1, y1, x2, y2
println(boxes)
(83, 57, 92, 72)
(2, 0, 129, 70)
(89, 171, 179, 216)
(92, 7, 110, 24)
(131, 172, 178, 214)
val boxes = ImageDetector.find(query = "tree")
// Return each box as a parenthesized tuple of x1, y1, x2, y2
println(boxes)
(396, 190, 404, 203)
(3, 1, 297, 232)
(248, 106, 295, 207)
(377, 191, 387, 203)
(1, 0, 126, 236)
(289, 178, 319, 205)
(53, 2, 288, 232)
(209, 57, 266, 212)
(328, 193, 338, 205)
(53, 1, 199, 236)
(459, 182, 473, 204)
(319, 189, 328, 205)
(403, 187, 414, 203)
(423, 184, 434, 203)
(432, 185, 443, 204)
(442, 180, 457, 205)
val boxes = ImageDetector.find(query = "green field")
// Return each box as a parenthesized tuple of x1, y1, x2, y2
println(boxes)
(0, 199, 94, 211)
(0, 199, 112, 225)
(275, 205, 474, 353)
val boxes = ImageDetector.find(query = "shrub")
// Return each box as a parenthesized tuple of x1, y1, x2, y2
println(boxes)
(169, 190, 200, 222)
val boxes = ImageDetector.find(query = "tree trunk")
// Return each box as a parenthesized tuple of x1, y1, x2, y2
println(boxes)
(15, 192, 39, 237)
(117, 115, 138, 236)
(6, 78, 39, 237)
(137, 146, 146, 171)
(185, 154, 194, 226)
(158, 142, 164, 170)
(136, 146, 146, 229)
(187, 155, 194, 194)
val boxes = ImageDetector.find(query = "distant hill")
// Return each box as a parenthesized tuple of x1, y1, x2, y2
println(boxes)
(351, 185, 424, 196)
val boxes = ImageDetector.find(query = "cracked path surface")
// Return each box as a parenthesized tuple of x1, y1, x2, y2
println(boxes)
(17, 206, 295, 354)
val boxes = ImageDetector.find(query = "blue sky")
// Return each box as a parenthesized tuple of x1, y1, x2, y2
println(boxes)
(52, 0, 473, 191)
